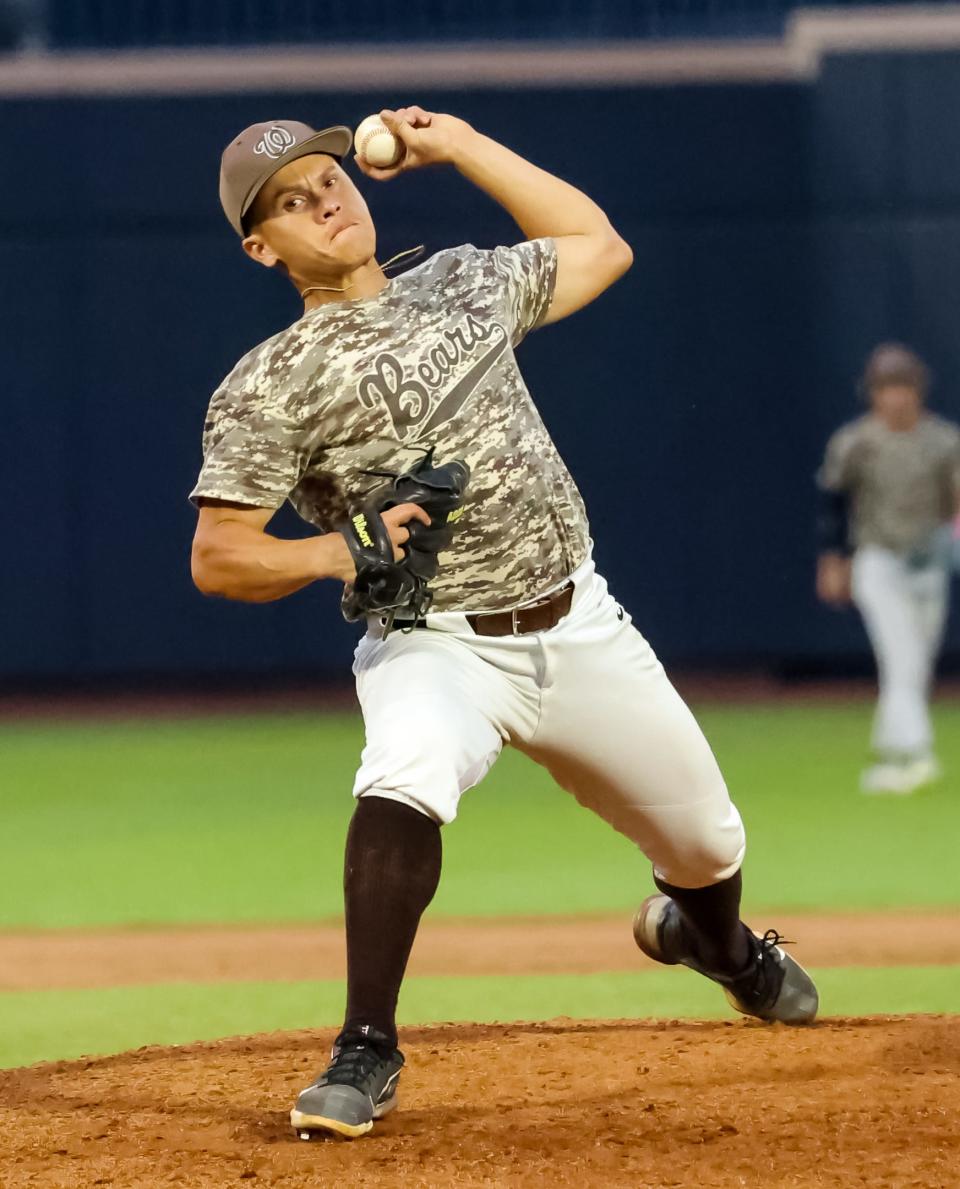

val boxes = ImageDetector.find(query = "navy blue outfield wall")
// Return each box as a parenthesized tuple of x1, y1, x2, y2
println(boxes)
(3, 52, 960, 682)
(41, 0, 952, 49)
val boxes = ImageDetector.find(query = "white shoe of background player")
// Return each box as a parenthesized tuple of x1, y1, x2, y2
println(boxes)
(900, 755, 942, 790)
(860, 756, 941, 795)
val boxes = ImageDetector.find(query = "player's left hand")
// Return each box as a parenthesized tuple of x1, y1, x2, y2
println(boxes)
(354, 107, 474, 180)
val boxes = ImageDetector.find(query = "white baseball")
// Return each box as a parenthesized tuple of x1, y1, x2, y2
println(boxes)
(354, 115, 404, 169)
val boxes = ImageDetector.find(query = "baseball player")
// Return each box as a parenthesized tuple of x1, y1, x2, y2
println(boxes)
(190, 107, 819, 1141)
(817, 343, 960, 794)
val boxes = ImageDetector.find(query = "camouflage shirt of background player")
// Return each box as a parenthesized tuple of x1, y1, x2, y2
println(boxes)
(818, 413, 960, 554)
(190, 239, 590, 612)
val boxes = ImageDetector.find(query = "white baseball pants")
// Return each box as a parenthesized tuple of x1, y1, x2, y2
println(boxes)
(351, 557, 745, 889)
(851, 545, 950, 757)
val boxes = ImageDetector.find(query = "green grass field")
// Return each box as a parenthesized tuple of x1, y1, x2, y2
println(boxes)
(2, 699, 958, 1067)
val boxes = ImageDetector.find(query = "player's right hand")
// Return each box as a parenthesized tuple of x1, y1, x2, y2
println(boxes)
(383, 502, 432, 561)
(328, 503, 431, 584)
(816, 553, 852, 607)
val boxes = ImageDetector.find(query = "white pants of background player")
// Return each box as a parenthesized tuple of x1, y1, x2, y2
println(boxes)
(352, 557, 745, 889)
(851, 545, 950, 758)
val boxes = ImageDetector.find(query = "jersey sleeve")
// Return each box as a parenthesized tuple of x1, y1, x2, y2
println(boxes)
(945, 423, 960, 508)
(189, 365, 313, 509)
(485, 239, 558, 345)
(817, 422, 861, 493)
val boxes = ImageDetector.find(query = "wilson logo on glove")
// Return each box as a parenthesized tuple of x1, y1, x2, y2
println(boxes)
(351, 513, 375, 549)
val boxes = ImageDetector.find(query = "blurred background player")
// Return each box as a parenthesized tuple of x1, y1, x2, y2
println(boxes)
(817, 343, 960, 794)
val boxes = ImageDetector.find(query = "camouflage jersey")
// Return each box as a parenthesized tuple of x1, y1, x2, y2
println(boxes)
(190, 239, 590, 612)
(818, 412, 960, 553)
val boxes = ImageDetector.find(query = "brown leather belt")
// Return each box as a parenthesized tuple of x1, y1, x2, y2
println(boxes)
(464, 580, 575, 637)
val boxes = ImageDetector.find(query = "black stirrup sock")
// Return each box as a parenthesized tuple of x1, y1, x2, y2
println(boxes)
(654, 868, 750, 975)
(341, 796, 442, 1048)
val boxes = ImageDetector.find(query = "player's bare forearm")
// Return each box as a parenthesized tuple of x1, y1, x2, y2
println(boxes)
(190, 500, 429, 603)
(450, 128, 633, 322)
(450, 129, 614, 240)
(366, 109, 633, 323)
(191, 515, 349, 603)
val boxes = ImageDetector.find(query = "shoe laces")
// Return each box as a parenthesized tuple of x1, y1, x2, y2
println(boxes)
(760, 928, 789, 949)
(321, 1034, 392, 1091)
(733, 929, 791, 1006)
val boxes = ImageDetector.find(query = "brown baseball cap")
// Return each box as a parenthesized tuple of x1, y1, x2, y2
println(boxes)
(219, 119, 354, 236)
(861, 342, 930, 395)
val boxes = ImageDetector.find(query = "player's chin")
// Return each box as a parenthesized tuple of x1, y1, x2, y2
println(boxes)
(333, 225, 373, 259)
(328, 229, 376, 268)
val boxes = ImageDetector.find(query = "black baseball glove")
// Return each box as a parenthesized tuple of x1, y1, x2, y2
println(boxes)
(339, 450, 471, 629)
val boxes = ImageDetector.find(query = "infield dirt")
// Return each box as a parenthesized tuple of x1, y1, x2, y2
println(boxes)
(3, 909, 959, 991)
(3, 913, 959, 1186)
(2, 1016, 958, 1187)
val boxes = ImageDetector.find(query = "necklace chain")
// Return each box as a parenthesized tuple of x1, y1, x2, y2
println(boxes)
(300, 245, 425, 298)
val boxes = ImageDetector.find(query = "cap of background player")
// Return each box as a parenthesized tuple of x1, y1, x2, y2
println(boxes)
(219, 120, 353, 237)
(860, 342, 930, 396)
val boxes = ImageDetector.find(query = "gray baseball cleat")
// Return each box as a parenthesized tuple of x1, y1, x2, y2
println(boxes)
(290, 1028, 404, 1140)
(633, 894, 819, 1024)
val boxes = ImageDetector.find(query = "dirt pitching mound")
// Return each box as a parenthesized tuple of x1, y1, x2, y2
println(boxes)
(2, 1016, 958, 1188)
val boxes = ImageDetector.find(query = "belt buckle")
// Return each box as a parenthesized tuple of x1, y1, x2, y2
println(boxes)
(511, 606, 521, 636)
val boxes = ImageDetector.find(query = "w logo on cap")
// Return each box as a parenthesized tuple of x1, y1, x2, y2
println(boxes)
(254, 125, 296, 159)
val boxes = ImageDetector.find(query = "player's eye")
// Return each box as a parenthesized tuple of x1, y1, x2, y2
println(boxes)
(283, 195, 306, 211)
(323, 176, 337, 189)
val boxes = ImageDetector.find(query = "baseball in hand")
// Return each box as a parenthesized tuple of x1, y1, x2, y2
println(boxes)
(354, 115, 404, 168)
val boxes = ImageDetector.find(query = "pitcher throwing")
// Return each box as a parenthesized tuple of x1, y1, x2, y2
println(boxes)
(190, 106, 819, 1141)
